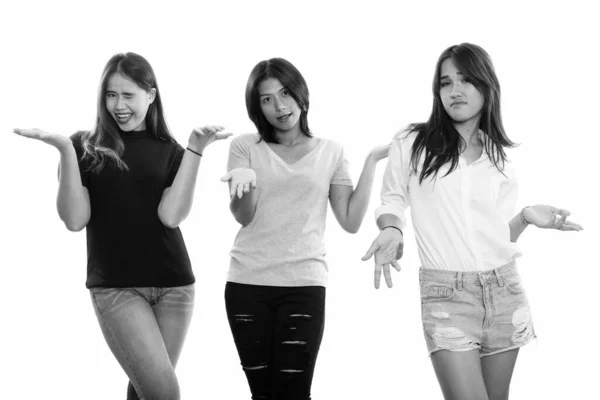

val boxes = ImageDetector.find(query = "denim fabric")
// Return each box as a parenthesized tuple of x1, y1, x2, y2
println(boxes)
(90, 285, 195, 400)
(420, 262, 535, 357)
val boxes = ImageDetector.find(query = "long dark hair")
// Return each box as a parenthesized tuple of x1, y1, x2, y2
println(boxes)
(409, 43, 516, 183)
(81, 52, 176, 173)
(245, 58, 312, 143)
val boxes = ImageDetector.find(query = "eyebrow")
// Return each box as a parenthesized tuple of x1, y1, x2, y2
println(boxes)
(106, 89, 136, 95)
(259, 87, 286, 97)
(440, 71, 463, 80)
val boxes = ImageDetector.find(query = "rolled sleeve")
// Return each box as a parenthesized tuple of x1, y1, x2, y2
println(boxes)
(374, 131, 412, 230)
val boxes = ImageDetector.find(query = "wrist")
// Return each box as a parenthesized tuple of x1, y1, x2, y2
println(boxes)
(521, 207, 532, 226)
(186, 141, 205, 154)
(383, 225, 403, 235)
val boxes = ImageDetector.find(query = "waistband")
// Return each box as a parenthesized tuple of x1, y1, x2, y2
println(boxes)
(419, 261, 518, 288)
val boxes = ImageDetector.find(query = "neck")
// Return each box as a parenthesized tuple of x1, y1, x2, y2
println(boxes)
(454, 117, 482, 147)
(275, 126, 305, 146)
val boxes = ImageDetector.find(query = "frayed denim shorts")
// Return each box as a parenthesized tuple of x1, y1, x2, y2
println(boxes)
(419, 261, 535, 357)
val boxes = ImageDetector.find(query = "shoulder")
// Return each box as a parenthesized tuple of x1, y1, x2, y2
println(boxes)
(392, 125, 418, 145)
(69, 130, 89, 144)
(232, 133, 261, 146)
(317, 137, 343, 152)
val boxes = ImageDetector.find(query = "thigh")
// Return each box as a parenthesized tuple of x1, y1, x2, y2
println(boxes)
(271, 286, 326, 400)
(431, 349, 489, 400)
(481, 348, 519, 400)
(90, 288, 179, 400)
(225, 282, 274, 399)
(152, 285, 195, 368)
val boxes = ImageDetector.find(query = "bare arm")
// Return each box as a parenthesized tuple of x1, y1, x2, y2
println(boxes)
(329, 146, 389, 233)
(14, 128, 90, 232)
(509, 205, 583, 243)
(158, 126, 232, 228)
(57, 143, 91, 231)
(221, 168, 258, 226)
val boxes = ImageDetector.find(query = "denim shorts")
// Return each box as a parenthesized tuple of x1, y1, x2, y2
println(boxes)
(419, 261, 535, 357)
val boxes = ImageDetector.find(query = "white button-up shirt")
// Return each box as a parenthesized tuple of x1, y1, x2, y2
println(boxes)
(375, 129, 522, 271)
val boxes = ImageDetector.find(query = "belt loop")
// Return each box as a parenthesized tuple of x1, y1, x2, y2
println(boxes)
(457, 271, 463, 291)
(494, 269, 505, 287)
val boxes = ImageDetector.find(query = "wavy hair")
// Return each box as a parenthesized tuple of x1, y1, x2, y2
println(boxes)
(81, 52, 176, 173)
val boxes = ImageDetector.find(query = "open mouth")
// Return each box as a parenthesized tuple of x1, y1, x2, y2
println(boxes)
(115, 113, 133, 123)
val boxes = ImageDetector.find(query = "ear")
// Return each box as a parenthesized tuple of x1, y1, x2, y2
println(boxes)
(148, 88, 157, 104)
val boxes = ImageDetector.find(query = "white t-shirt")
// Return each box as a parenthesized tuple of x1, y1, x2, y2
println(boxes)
(226, 133, 353, 287)
(375, 129, 522, 271)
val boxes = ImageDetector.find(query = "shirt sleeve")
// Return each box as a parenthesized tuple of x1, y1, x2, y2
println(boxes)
(68, 131, 91, 187)
(374, 131, 412, 230)
(496, 162, 518, 223)
(331, 143, 353, 186)
(227, 135, 252, 171)
(165, 144, 185, 188)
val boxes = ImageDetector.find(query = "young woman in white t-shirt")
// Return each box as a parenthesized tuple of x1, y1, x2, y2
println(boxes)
(220, 57, 388, 400)
(362, 43, 583, 400)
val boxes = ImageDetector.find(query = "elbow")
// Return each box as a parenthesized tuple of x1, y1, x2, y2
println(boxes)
(63, 219, 87, 232)
(159, 214, 181, 229)
(342, 221, 361, 234)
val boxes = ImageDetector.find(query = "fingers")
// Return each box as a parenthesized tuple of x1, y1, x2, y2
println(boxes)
(361, 240, 379, 261)
(560, 220, 584, 231)
(236, 184, 244, 199)
(215, 132, 234, 140)
(220, 172, 232, 182)
(243, 183, 250, 194)
(374, 264, 382, 289)
(391, 259, 401, 272)
(383, 264, 393, 288)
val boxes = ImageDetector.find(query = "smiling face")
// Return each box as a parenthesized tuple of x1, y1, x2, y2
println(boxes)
(439, 58, 485, 126)
(258, 77, 302, 136)
(105, 72, 155, 132)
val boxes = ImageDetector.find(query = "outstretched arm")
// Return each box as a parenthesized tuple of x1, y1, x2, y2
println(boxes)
(14, 128, 90, 231)
(510, 205, 583, 242)
(158, 125, 232, 228)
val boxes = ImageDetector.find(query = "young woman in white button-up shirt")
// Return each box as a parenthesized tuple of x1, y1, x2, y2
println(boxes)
(362, 43, 583, 400)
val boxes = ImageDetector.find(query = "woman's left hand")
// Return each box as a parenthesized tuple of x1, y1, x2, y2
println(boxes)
(188, 125, 233, 154)
(524, 205, 583, 231)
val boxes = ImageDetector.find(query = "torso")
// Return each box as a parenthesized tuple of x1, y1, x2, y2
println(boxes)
(266, 136, 321, 165)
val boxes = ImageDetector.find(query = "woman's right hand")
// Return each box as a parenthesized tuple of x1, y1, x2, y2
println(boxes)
(220, 168, 257, 199)
(361, 227, 404, 289)
(13, 128, 72, 150)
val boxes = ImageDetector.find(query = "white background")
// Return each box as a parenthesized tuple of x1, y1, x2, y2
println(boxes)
(1, 1, 597, 399)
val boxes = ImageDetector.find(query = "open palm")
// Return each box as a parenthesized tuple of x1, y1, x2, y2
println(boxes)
(13, 128, 71, 149)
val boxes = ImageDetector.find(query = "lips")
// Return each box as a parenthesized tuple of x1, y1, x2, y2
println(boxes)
(277, 113, 292, 122)
(115, 113, 133, 124)
(451, 101, 467, 107)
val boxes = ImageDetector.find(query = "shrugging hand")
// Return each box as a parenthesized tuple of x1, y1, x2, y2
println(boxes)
(361, 228, 403, 289)
(220, 168, 257, 199)
(524, 205, 583, 231)
(188, 125, 233, 153)
(368, 143, 392, 162)
(13, 128, 72, 150)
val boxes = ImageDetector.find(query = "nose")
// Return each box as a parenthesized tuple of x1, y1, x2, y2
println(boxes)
(115, 96, 127, 110)
(274, 97, 287, 111)
(450, 82, 463, 99)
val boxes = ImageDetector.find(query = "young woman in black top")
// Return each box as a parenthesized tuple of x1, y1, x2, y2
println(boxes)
(13, 52, 231, 400)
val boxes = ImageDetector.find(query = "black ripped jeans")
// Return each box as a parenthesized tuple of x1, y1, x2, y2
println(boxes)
(225, 282, 326, 400)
